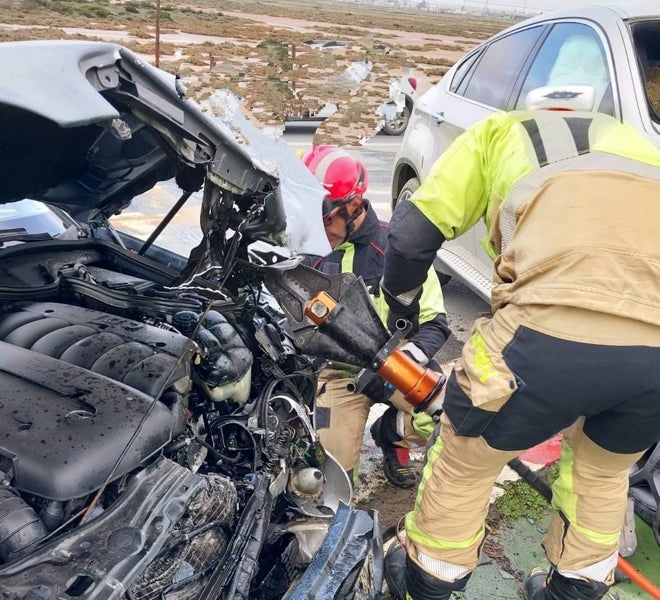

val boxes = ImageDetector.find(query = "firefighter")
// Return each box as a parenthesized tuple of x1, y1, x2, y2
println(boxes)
(381, 103, 660, 599)
(302, 145, 451, 489)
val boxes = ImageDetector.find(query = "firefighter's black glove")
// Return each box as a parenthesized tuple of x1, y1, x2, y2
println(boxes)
(359, 372, 395, 405)
(382, 283, 422, 336)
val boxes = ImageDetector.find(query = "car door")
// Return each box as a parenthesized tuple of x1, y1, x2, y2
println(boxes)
(617, 16, 660, 148)
(422, 25, 547, 182)
(441, 20, 624, 303)
(412, 50, 485, 182)
(433, 25, 547, 301)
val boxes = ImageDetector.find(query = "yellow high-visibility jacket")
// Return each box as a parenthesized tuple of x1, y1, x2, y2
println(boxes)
(390, 110, 660, 322)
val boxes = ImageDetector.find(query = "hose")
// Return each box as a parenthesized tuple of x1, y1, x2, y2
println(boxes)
(615, 557, 660, 599)
(507, 457, 660, 600)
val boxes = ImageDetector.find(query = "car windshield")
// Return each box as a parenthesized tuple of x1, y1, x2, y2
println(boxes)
(0, 199, 73, 242)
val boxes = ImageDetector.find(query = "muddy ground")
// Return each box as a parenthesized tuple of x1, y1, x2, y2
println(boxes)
(355, 450, 420, 537)
(0, 0, 517, 146)
(352, 332, 468, 538)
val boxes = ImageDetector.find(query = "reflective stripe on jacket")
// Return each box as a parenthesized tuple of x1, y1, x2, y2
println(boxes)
(410, 110, 660, 322)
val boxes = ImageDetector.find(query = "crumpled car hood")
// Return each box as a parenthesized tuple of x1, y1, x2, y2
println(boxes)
(0, 40, 330, 256)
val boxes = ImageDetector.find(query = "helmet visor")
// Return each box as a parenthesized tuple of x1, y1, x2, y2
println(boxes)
(322, 196, 357, 226)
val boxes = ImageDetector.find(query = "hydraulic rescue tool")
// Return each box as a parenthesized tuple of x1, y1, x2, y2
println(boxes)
(261, 260, 446, 418)
(261, 258, 660, 600)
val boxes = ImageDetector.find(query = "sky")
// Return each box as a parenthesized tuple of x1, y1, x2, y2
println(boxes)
(425, 0, 620, 14)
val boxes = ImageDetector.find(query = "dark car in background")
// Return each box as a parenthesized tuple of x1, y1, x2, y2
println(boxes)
(0, 40, 382, 600)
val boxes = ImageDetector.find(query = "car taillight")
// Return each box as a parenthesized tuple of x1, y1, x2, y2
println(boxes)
(407, 77, 418, 91)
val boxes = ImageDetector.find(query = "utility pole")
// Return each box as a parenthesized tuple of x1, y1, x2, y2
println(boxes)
(155, 0, 160, 68)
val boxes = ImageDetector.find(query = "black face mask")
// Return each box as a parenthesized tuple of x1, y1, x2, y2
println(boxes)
(324, 199, 368, 244)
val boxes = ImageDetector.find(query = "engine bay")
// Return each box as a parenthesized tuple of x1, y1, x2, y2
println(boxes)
(0, 239, 364, 599)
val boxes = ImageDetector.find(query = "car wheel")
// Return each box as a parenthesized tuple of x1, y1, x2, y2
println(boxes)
(396, 178, 451, 287)
(382, 105, 411, 136)
(395, 177, 419, 204)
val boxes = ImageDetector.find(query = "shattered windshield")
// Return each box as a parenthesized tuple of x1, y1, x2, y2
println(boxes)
(111, 89, 331, 259)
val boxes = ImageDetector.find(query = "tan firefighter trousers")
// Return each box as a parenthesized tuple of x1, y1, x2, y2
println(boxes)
(404, 303, 660, 585)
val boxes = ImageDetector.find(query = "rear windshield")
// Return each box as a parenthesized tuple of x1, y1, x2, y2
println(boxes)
(633, 21, 660, 122)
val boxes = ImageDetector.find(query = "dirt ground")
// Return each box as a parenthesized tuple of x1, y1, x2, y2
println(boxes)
(0, 0, 516, 146)
(351, 334, 467, 538)
(355, 448, 421, 537)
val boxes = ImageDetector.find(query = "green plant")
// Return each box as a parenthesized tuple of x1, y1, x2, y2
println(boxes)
(495, 478, 550, 524)
(21, 0, 50, 8)
(89, 5, 111, 18)
(494, 464, 559, 524)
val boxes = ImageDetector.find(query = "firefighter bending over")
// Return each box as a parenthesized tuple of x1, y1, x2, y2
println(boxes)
(302, 145, 450, 489)
(381, 100, 660, 599)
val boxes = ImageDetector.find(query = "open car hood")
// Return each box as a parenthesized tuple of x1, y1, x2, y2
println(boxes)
(0, 40, 330, 256)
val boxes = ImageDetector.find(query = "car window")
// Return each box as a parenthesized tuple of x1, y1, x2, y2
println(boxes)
(0, 200, 70, 237)
(516, 22, 613, 114)
(448, 50, 482, 94)
(644, 65, 660, 123)
(458, 26, 544, 109)
(633, 24, 660, 123)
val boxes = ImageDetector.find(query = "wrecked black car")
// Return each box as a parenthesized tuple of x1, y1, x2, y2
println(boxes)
(0, 41, 383, 599)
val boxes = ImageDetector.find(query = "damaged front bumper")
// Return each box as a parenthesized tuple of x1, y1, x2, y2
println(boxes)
(0, 458, 383, 600)
(284, 503, 384, 600)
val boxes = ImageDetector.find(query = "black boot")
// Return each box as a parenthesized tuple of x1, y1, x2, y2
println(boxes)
(370, 410, 418, 489)
(384, 542, 470, 600)
(524, 568, 609, 600)
(384, 542, 409, 600)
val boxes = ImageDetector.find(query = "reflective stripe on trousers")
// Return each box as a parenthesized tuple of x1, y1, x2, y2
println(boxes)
(404, 305, 660, 583)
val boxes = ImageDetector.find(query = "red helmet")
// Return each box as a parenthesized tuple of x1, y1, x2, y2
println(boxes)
(302, 145, 369, 202)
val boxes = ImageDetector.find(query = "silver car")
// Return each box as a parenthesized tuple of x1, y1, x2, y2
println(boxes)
(391, 1, 660, 303)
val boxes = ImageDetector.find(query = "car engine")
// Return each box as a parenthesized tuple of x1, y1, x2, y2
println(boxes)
(0, 240, 373, 600)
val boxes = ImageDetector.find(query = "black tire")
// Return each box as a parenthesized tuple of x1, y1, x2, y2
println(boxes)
(395, 177, 420, 205)
(383, 105, 411, 136)
(395, 177, 451, 287)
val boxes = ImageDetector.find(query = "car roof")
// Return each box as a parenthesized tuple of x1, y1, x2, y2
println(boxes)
(501, 1, 659, 34)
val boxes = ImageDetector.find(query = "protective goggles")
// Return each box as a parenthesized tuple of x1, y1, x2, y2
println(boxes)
(322, 197, 355, 226)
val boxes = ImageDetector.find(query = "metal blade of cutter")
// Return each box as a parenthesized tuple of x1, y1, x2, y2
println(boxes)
(261, 262, 390, 368)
